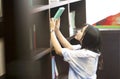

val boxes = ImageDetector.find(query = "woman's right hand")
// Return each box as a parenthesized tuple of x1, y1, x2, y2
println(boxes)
(55, 18, 60, 30)
(50, 18, 56, 31)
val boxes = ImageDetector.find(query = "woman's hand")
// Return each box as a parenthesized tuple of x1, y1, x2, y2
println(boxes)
(55, 18, 60, 30)
(50, 18, 56, 31)
(50, 18, 60, 32)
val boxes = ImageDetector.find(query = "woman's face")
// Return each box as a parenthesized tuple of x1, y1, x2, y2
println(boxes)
(74, 26, 88, 42)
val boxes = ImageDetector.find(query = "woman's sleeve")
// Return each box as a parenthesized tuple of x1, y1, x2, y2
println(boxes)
(61, 48, 72, 62)
(72, 44, 81, 50)
(61, 44, 81, 62)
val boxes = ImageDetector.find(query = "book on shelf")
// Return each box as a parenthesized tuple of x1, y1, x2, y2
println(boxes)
(30, 24, 36, 50)
(0, 38, 5, 76)
(50, 0, 59, 2)
(52, 56, 59, 79)
(69, 11, 76, 36)
(33, 24, 36, 49)
(0, 0, 2, 17)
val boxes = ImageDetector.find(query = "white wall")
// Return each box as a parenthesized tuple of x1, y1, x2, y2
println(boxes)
(86, 0, 120, 24)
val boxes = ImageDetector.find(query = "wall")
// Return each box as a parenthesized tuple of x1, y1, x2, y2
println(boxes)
(86, 0, 120, 24)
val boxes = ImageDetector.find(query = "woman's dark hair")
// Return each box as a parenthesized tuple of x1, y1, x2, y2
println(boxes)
(81, 24, 101, 53)
(81, 24, 103, 71)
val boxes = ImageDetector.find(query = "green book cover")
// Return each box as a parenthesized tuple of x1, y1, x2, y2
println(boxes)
(54, 7, 65, 19)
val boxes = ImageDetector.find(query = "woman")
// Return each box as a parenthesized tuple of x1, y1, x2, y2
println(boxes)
(50, 18, 102, 79)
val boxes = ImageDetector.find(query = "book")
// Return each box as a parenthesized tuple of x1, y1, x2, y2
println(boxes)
(0, 38, 5, 76)
(69, 11, 76, 36)
(54, 7, 65, 20)
(33, 24, 36, 49)
(0, 0, 2, 17)
(52, 56, 59, 79)
(50, 0, 59, 2)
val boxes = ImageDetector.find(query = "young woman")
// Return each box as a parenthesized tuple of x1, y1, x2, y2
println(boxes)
(50, 18, 102, 79)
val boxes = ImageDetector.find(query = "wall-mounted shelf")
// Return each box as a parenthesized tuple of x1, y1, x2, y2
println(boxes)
(2, 0, 86, 79)
(33, 48, 51, 60)
(99, 29, 120, 31)
(95, 25, 120, 31)
(32, 0, 82, 14)
(0, 17, 3, 22)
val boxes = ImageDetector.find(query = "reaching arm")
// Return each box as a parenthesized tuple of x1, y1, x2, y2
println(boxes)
(50, 18, 62, 55)
(50, 31, 62, 55)
(55, 19, 73, 49)
(55, 29, 73, 49)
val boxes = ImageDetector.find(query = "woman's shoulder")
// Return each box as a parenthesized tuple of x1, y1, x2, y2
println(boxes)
(79, 49, 101, 57)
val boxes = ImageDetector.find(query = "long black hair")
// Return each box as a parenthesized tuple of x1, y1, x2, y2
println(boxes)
(81, 24, 101, 53)
(81, 24, 103, 71)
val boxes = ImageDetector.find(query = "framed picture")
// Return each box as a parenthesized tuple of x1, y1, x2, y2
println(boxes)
(93, 12, 120, 30)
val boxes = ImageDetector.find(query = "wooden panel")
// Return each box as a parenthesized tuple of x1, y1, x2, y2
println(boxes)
(100, 30, 120, 79)
(70, 0, 86, 28)
(0, 75, 5, 79)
